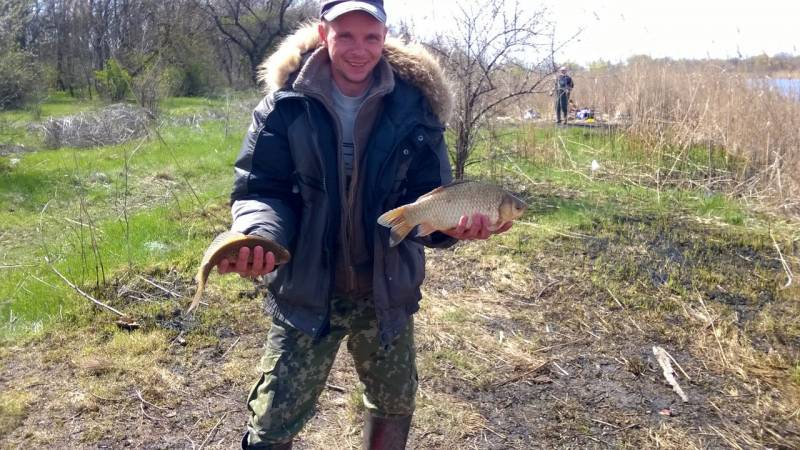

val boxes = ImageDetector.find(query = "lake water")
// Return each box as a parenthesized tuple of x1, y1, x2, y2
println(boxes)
(750, 78, 800, 100)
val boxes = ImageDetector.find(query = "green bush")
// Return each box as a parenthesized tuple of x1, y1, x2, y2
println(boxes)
(180, 62, 213, 96)
(95, 59, 132, 101)
(0, 47, 41, 110)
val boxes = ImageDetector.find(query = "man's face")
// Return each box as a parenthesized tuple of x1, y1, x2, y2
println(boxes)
(319, 12, 387, 96)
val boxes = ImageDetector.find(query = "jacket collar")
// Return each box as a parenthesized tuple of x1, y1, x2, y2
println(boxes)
(257, 22, 452, 124)
(290, 46, 395, 109)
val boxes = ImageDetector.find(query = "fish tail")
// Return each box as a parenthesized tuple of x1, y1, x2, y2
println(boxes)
(378, 206, 414, 247)
(186, 279, 205, 314)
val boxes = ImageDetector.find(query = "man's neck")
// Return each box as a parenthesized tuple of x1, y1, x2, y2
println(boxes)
(333, 74, 371, 97)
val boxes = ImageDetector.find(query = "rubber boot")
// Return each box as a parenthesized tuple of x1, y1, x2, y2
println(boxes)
(241, 432, 292, 450)
(362, 413, 412, 450)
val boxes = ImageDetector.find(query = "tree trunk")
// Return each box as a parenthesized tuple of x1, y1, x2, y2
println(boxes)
(454, 123, 470, 180)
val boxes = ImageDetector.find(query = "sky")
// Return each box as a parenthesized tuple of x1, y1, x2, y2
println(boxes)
(384, 0, 800, 66)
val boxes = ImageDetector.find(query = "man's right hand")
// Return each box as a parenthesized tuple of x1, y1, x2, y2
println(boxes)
(217, 246, 276, 277)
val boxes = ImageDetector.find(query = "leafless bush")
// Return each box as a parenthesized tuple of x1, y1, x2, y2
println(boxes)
(40, 104, 152, 149)
(428, 0, 554, 179)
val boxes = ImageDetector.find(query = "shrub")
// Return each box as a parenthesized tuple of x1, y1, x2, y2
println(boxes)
(0, 47, 41, 110)
(95, 59, 132, 102)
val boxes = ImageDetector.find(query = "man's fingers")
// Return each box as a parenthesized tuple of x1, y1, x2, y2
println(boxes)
(478, 214, 492, 239)
(455, 215, 468, 235)
(263, 251, 276, 275)
(215, 247, 277, 277)
(236, 246, 251, 276)
(249, 246, 264, 277)
(218, 258, 230, 274)
(468, 213, 484, 239)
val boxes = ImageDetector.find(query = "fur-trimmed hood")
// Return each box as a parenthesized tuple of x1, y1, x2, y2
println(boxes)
(257, 23, 453, 123)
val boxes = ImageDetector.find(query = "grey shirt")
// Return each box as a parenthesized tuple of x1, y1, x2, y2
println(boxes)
(331, 83, 370, 178)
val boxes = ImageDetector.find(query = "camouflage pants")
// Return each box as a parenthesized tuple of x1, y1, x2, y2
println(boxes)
(244, 296, 417, 447)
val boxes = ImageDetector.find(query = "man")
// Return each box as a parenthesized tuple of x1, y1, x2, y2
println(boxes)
(554, 66, 574, 124)
(220, 1, 513, 448)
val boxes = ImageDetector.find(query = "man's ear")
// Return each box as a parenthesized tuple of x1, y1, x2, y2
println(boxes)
(318, 21, 328, 46)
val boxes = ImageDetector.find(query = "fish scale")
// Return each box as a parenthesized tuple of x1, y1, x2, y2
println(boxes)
(411, 183, 503, 229)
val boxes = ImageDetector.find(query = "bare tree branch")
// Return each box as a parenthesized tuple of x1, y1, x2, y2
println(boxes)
(430, 0, 561, 179)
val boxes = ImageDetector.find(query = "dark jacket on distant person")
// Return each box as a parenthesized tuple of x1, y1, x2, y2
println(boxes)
(229, 25, 456, 346)
(556, 73, 574, 95)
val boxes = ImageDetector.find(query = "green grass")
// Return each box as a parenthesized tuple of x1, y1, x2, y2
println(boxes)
(1, 99, 796, 341)
(0, 390, 33, 437)
(0, 95, 252, 338)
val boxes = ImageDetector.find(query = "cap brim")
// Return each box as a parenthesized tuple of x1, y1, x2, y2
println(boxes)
(322, 1, 386, 23)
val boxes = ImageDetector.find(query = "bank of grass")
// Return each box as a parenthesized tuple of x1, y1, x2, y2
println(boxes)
(0, 95, 252, 338)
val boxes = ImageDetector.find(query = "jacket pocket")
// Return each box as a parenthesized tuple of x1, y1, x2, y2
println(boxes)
(384, 239, 425, 303)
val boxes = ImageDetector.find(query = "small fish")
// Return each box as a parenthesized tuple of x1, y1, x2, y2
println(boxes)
(377, 180, 527, 247)
(187, 231, 291, 313)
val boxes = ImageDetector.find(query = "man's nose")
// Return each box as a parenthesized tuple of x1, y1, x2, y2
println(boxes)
(350, 40, 369, 56)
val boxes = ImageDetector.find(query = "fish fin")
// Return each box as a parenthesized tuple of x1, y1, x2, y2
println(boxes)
(417, 180, 476, 201)
(201, 231, 246, 264)
(389, 222, 414, 247)
(377, 206, 407, 228)
(378, 206, 415, 247)
(416, 222, 437, 237)
(209, 230, 246, 248)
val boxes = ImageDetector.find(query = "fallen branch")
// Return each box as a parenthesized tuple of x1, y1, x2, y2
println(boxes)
(770, 229, 794, 289)
(653, 346, 688, 403)
(325, 383, 347, 393)
(552, 361, 570, 377)
(220, 337, 241, 359)
(198, 411, 228, 450)
(606, 287, 644, 333)
(136, 274, 185, 299)
(492, 360, 549, 388)
(46, 257, 126, 317)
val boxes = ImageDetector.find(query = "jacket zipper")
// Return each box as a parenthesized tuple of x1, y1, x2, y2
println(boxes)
(306, 93, 355, 290)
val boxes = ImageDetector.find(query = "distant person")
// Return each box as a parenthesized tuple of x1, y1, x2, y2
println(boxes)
(554, 66, 574, 124)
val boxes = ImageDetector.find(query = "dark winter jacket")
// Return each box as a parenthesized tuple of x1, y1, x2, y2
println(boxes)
(230, 25, 456, 345)
(556, 74, 574, 95)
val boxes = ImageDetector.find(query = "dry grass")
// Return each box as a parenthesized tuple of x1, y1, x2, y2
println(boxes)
(0, 212, 798, 448)
(564, 61, 800, 214)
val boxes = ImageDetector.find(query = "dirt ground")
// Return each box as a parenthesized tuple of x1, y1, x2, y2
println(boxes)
(1, 213, 799, 449)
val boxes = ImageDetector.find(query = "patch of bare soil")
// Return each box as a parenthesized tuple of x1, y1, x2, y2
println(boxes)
(1, 214, 798, 449)
(0, 144, 36, 156)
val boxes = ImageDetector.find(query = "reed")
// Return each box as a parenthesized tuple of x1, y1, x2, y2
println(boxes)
(568, 60, 800, 213)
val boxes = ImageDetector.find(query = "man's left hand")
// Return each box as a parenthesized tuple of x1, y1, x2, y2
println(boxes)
(441, 213, 513, 241)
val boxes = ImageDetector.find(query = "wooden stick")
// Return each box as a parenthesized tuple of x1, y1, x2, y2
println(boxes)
(137, 274, 185, 299)
(198, 412, 228, 450)
(47, 258, 126, 317)
(552, 361, 570, 377)
(770, 229, 794, 289)
(606, 287, 644, 333)
(492, 360, 549, 388)
(699, 296, 729, 368)
(220, 337, 240, 359)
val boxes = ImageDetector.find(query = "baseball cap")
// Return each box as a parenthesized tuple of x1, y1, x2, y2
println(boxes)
(320, 0, 387, 23)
